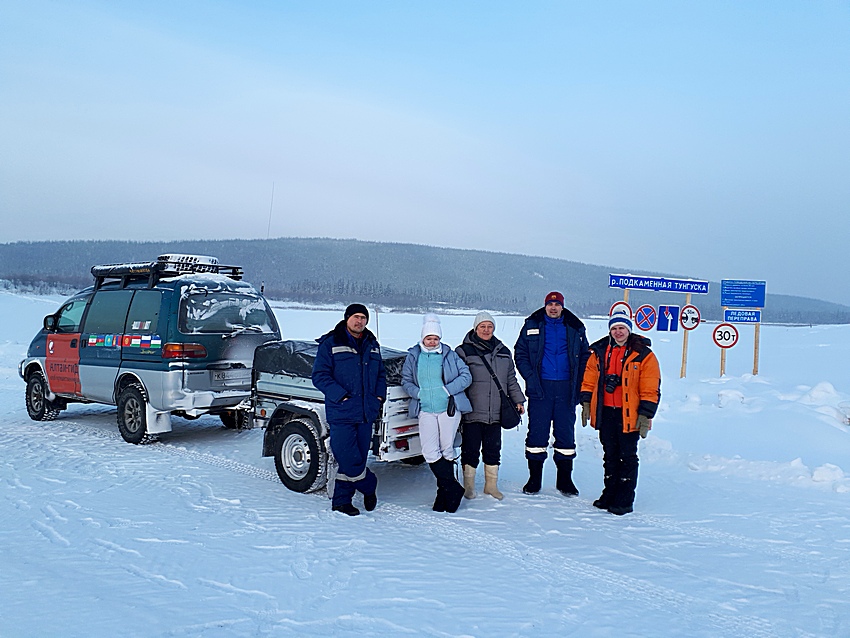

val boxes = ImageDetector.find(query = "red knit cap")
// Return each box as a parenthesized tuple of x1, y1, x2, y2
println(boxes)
(544, 291, 564, 306)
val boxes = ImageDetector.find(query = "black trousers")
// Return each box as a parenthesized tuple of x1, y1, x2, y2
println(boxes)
(461, 421, 503, 467)
(598, 407, 640, 508)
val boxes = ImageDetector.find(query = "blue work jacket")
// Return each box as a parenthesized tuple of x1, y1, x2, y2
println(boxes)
(312, 321, 387, 425)
(514, 307, 590, 405)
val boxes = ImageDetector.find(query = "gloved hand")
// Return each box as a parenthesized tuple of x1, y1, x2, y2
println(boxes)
(637, 414, 651, 438)
(581, 402, 590, 427)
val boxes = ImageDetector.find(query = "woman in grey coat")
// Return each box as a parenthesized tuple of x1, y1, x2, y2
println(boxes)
(455, 311, 526, 500)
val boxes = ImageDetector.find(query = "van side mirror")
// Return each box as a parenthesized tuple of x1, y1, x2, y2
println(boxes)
(43, 315, 57, 331)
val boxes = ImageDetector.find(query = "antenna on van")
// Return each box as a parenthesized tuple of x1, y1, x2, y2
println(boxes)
(266, 182, 275, 240)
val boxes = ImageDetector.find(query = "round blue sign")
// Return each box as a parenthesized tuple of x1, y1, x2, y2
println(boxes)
(635, 305, 656, 331)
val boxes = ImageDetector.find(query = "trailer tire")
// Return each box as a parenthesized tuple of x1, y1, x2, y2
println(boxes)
(273, 420, 327, 493)
(401, 455, 426, 465)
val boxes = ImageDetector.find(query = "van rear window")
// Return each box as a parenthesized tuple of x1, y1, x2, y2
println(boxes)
(179, 292, 277, 334)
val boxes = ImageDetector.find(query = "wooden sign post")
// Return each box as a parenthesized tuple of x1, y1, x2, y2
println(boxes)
(721, 280, 766, 377)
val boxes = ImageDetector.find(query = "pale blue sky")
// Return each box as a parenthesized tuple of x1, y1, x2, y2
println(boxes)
(2, 1, 848, 304)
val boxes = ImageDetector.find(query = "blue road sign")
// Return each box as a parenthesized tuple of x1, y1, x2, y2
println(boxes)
(725, 309, 762, 323)
(721, 280, 766, 308)
(609, 274, 709, 294)
(635, 305, 657, 331)
(657, 305, 680, 331)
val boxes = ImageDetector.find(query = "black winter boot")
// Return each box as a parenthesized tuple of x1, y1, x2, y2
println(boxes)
(431, 458, 464, 513)
(428, 461, 446, 511)
(594, 473, 617, 509)
(555, 457, 579, 496)
(522, 459, 544, 494)
(608, 476, 636, 515)
(364, 491, 377, 512)
(332, 503, 360, 516)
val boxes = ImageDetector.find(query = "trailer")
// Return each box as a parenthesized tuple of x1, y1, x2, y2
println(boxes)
(251, 340, 424, 494)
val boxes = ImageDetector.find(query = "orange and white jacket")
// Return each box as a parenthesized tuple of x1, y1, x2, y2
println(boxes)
(580, 333, 661, 433)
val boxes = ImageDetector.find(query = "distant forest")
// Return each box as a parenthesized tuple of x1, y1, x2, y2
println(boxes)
(2, 238, 849, 324)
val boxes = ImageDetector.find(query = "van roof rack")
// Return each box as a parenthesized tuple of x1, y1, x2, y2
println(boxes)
(91, 254, 243, 289)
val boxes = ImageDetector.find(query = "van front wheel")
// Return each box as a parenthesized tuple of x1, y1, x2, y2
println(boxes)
(26, 372, 61, 421)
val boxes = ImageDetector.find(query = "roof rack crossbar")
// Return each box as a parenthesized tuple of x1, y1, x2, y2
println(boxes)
(90, 255, 243, 288)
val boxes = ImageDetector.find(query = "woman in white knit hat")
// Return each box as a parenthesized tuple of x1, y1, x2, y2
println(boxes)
(401, 314, 472, 513)
(455, 311, 526, 500)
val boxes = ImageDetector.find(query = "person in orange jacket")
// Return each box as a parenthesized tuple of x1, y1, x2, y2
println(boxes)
(580, 311, 660, 515)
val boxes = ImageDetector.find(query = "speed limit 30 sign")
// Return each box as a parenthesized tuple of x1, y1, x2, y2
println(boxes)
(712, 323, 739, 348)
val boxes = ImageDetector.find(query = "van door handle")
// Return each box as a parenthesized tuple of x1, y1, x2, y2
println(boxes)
(72, 339, 79, 348)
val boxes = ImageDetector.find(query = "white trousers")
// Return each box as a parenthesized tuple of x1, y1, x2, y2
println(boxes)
(418, 411, 461, 463)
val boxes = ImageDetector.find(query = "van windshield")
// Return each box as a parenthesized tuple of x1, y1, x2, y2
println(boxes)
(179, 292, 277, 334)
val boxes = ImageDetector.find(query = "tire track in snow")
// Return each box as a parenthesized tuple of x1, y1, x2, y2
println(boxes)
(4, 418, 822, 637)
(378, 503, 800, 638)
(12, 417, 838, 573)
(145, 439, 806, 637)
(513, 488, 826, 566)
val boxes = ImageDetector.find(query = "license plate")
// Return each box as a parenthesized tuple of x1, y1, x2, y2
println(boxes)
(212, 370, 245, 381)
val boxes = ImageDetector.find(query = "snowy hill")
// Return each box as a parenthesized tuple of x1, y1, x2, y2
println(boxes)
(3, 238, 850, 323)
(1, 290, 849, 637)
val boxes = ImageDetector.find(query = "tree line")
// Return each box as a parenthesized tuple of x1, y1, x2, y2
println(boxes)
(1, 238, 848, 323)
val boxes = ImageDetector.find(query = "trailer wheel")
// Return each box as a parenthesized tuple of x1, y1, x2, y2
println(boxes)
(117, 384, 148, 444)
(25, 372, 61, 421)
(273, 420, 327, 493)
(401, 455, 426, 465)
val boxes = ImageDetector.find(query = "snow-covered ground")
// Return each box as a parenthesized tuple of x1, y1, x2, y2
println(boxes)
(2, 290, 849, 637)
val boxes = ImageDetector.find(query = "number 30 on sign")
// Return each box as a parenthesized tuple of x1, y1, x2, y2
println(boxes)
(712, 323, 739, 348)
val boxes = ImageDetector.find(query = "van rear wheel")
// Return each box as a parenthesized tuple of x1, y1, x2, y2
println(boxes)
(117, 384, 147, 444)
(273, 420, 327, 493)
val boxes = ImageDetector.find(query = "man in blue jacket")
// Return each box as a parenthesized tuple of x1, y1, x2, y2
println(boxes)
(514, 291, 590, 496)
(312, 304, 386, 516)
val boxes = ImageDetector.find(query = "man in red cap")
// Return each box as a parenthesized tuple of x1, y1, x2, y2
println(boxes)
(514, 291, 589, 496)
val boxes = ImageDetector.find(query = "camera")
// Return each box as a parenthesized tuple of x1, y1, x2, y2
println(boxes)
(604, 374, 621, 394)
